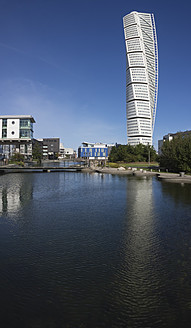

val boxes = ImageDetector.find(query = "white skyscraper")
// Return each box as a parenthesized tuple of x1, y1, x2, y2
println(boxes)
(123, 11, 158, 146)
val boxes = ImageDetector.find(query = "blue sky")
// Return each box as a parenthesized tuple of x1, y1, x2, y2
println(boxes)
(0, 0, 190, 150)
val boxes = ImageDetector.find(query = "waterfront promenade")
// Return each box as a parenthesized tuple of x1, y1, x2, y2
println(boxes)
(85, 166, 191, 183)
(1, 162, 191, 183)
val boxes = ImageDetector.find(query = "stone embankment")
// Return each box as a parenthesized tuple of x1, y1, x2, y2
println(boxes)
(96, 167, 132, 175)
(82, 166, 156, 176)
(157, 173, 191, 184)
(81, 167, 191, 183)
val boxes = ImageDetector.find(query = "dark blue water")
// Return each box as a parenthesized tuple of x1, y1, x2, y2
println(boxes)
(0, 172, 191, 328)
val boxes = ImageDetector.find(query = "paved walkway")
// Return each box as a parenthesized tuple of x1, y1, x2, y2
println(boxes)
(82, 167, 191, 183)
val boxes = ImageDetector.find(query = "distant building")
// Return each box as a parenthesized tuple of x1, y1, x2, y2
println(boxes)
(39, 138, 60, 160)
(64, 148, 75, 158)
(158, 130, 191, 155)
(59, 143, 76, 159)
(78, 142, 115, 160)
(59, 142, 65, 159)
(158, 139, 164, 156)
(0, 115, 36, 159)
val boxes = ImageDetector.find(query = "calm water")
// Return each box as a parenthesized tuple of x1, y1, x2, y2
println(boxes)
(0, 172, 191, 328)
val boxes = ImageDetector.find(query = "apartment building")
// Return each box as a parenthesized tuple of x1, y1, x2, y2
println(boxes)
(0, 115, 35, 159)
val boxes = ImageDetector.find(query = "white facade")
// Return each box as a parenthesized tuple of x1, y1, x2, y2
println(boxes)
(58, 143, 75, 159)
(123, 11, 158, 146)
(64, 148, 74, 156)
(0, 115, 35, 158)
(0, 115, 35, 140)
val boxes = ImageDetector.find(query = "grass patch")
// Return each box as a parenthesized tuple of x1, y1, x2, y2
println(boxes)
(108, 162, 159, 169)
(107, 163, 120, 168)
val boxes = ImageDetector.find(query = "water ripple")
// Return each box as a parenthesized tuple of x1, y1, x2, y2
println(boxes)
(0, 174, 191, 327)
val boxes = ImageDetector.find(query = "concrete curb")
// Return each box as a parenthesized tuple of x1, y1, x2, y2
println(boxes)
(157, 173, 191, 184)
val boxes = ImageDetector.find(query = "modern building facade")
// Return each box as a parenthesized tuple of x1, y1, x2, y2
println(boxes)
(123, 11, 158, 146)
(0, 115, 35, 159)
(38, 138, 60, 159)
(78, 142, 114, 160)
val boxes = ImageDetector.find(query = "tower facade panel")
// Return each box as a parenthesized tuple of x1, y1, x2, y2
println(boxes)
(123, 11, 158, 146)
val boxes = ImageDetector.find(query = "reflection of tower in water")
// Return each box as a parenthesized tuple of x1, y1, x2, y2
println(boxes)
(111, 177, 162, 325)
(0, 174, 33, 214)
(126, 178, 155, 260)
(124, 178, 158, 294)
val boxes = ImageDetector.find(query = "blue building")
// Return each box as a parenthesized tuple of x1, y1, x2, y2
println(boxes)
(78, 142, 114, 160)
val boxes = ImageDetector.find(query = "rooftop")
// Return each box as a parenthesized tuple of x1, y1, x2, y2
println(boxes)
(82, 142, 115, 147)
(0, 115, 36, 123)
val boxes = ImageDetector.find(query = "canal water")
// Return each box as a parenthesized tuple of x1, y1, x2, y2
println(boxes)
(0, 172, 191, 328)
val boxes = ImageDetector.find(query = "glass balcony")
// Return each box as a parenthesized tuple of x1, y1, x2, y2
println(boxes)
(20, 129, 33, 138)
(20, 119, 33, 130)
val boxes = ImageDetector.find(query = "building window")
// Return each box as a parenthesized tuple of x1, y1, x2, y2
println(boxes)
(11, 131, 15, 135)
(20, 119, 30, 128)
(2, 129, 7, 138)
(20, 129, 31, 138)
(12, 121, 15, 125)
(2, 119, 7, 127)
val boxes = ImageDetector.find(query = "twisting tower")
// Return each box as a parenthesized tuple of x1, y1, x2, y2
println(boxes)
(123, 11, 158, 146)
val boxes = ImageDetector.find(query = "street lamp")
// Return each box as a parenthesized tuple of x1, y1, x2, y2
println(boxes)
(148, 143, 150, 166)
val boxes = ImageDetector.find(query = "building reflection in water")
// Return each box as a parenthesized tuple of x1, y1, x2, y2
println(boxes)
(109, 176, 191, 327)
(0, 174, 33, 215)
(110, 176, 164, 326)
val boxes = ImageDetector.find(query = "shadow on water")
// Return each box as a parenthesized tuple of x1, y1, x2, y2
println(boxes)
(159, 180, 191, 205)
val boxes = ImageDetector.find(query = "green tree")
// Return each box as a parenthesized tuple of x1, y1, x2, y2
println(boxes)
(11, 153, 25, 162)
(159, 134, 191, 172)
(32, 144, 42, 164)
(109, 144, 158, 163)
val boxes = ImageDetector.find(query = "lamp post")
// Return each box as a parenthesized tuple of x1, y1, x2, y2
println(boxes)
(148, 143, 150, 166)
